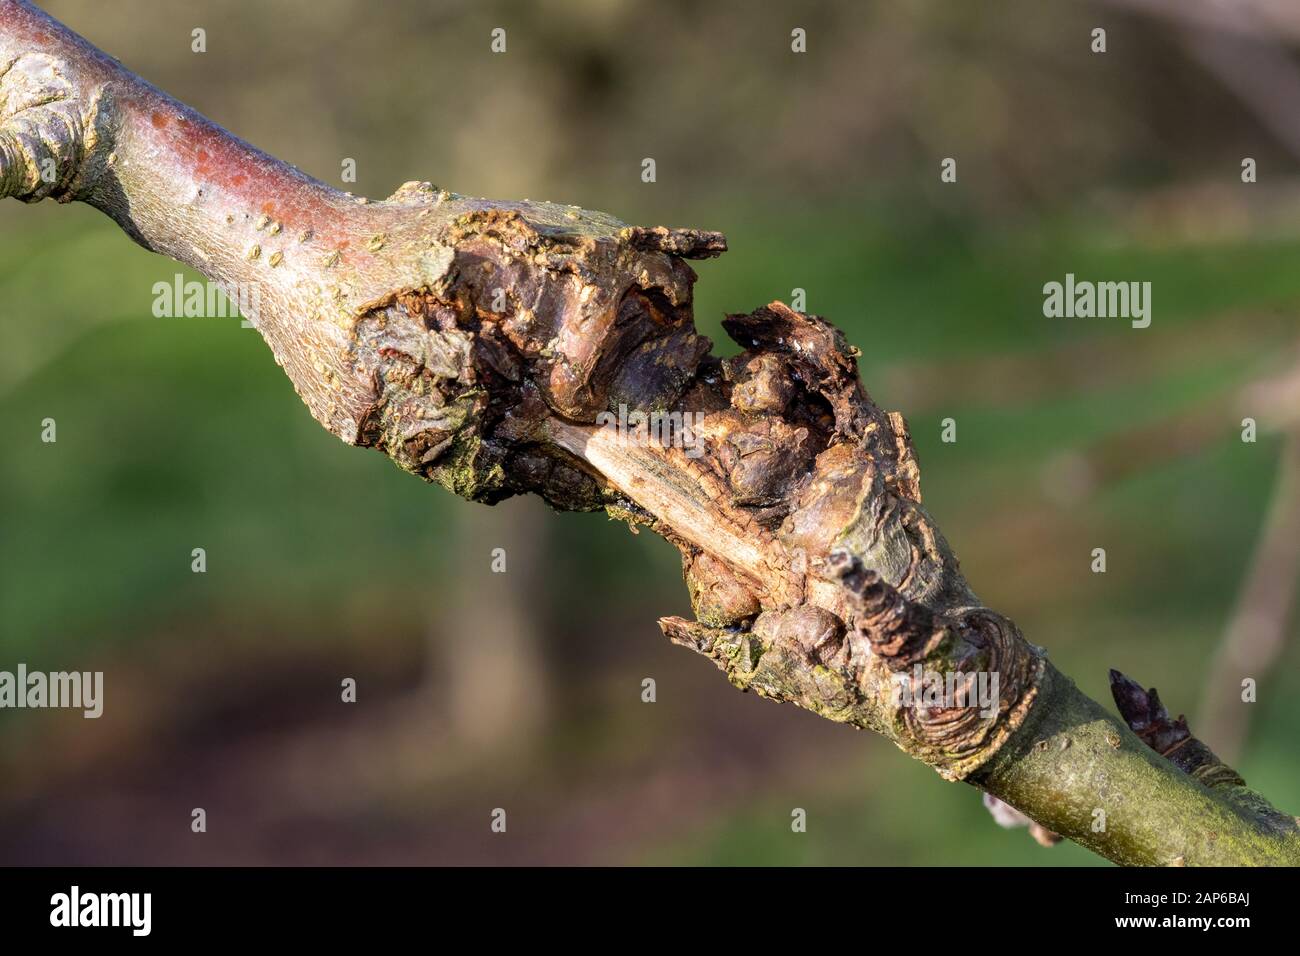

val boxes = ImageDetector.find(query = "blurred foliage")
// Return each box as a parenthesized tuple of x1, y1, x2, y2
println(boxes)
(1, 0, 1298, 865)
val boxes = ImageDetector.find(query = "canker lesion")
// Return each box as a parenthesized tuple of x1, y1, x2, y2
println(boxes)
(0, 52, 86, 201)
(334, 210, 1045, 779)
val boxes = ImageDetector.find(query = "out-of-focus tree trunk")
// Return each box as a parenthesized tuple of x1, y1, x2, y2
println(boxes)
(432, 498, 551, 752)
(1199, 433, 1300, 761)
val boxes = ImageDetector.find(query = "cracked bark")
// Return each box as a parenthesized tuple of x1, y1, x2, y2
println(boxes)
(4, 0, 1298, 866)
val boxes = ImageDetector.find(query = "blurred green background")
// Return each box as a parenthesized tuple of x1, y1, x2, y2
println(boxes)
(1, 0, 1298, 865)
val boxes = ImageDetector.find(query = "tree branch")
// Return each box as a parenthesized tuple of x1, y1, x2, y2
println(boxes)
(4, 0, 1298, 865)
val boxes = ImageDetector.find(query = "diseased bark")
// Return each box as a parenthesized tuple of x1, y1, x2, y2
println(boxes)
(4, 0, 1298, 866)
